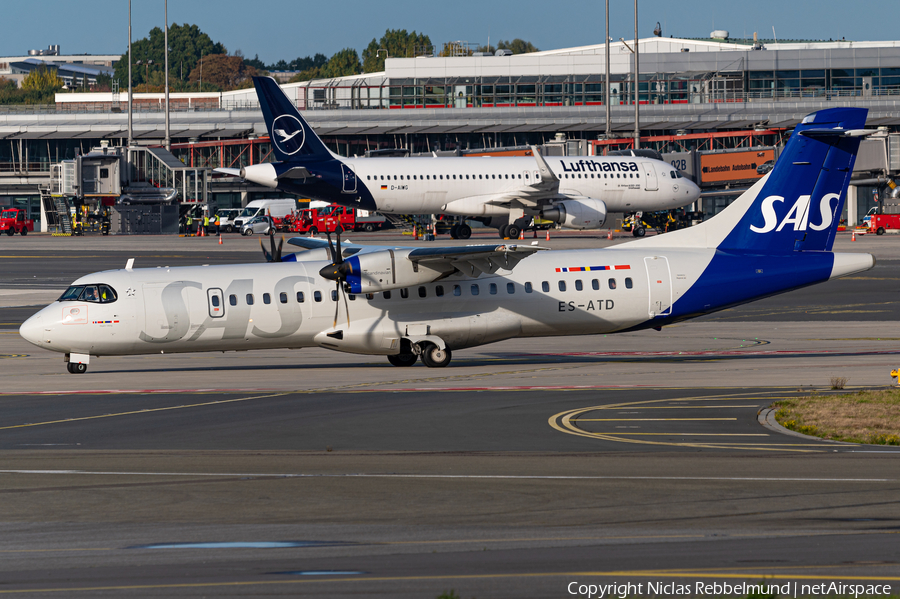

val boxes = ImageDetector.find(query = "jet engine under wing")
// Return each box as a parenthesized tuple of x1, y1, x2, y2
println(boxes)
(408, 243, 547, 277)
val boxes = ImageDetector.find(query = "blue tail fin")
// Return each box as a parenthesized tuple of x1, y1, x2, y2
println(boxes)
(719, 107, 867, 253)
(254, 76, 333, 163)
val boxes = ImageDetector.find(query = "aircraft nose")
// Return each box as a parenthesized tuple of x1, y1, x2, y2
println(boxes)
(19, 313, 44, 347)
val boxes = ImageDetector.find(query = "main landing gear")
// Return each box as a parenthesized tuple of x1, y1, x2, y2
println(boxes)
(449, 223, 472, 240)
(386, 342, 453, 368)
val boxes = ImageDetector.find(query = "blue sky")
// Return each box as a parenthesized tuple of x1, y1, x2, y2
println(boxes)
(1, 0, 892, 63)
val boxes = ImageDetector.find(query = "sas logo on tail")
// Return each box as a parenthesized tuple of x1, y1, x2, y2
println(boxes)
(271, 115, 305, 155)
(750, 193, 840, 233)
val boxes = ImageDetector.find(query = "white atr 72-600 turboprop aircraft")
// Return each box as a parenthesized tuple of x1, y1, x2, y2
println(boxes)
(21, 108, 873, 373)
(215, 77, 701, 239)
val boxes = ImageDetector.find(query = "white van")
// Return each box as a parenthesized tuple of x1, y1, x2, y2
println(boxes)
(233, 199, 297, 229)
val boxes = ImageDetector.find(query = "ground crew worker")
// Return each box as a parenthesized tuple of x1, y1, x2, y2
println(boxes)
(186, 214, 193, 236)
(203, 213, 209, 236)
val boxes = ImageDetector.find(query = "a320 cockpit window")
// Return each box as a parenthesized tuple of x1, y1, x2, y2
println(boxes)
(58, 284, 118, 304)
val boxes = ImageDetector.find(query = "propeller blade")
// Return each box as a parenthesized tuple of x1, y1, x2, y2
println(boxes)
(269, 233, 278, 262)
(260, 237, 273, 262)
(276, 236, 284, 262)
(342, 283, 351, 329)
(334, 228, 344, 265)
(333, 282, 340, 328)
(325, 231, 337, 263)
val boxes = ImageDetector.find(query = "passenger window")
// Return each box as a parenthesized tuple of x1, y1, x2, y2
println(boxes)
(453, 285, 461, 296)
(575, 280, 583, 291)
(230, 294, 237, 306)
(384, 290, 392, 299)
(471, 284, 479, 296)
(435, 285, 444, 297)
(524, 282, 533, 293)
(314, 290, 322, 302)
(331, 290, 338, 301)
(507, 282, 515, 294)
(279, 292, 287, 304)
(418, 286, 427, 298)
(542, 281, 549, 292)
(592, 279, 599, 290)
(263, 293, 271, 305)
(609, 279, 617, 290)
(625, 277, 633, 289)
(558, 280, 566, 292)
(296, 291, 305, 303)
(246, 294, 254, 305)
(489, 283, 497, 295)
(400, 288, 409, 299)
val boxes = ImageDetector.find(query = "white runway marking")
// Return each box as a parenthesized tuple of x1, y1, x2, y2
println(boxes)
(0, 470, 895, 482)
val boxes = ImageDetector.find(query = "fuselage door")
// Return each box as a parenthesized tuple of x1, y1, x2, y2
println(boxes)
(207, 288, 224, 318)
(644, 256, 672, 318)
(642, 161, 659, 191)
(341, 164, 357, 194)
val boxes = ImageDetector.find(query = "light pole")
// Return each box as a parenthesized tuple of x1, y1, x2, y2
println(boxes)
(164, 0, 170, 151)
(633, 0, 640, 149)
(604, 0, 611, 141)
(376, 48, 389, 69)
(127, 0, 132, 148)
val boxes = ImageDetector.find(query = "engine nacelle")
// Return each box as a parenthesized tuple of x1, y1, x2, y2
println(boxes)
(342, 249, 452, 294)
(541, 197, 607, 230)
(239, 163, 279, 188)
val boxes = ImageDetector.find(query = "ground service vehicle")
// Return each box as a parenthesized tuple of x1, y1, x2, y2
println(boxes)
(287, 205, 386, 234)
(0, 208, 34, 236)
(233, 199, 297, 229)
(241, 215, 276, 236)
(215, 209, 241, 233)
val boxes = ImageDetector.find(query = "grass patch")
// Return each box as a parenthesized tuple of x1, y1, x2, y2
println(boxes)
(773, 388, 900, 445)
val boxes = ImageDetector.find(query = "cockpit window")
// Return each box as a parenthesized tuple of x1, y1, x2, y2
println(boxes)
(59, 286, 84, 301)
(59, 284, 117, 303)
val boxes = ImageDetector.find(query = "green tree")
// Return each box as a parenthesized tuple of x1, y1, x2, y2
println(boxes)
(188, 54, 259, 90)
(361, 29, 432, 72)
(290, 48, 361, 83)
(113, 23, 226, 87)
(497, 39, 539, 54)
(22, 66, 64, 91)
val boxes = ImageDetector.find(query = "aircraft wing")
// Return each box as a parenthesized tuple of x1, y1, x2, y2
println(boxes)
(459, 146, 560, 209)
(408, 243, 547, 276)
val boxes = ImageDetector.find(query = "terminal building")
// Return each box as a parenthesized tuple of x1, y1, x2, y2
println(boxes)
(2, 34, 900, 230)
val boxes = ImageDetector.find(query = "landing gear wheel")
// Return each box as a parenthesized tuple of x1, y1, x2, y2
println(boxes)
(633, 226, 646, 237)
(67, 362, 87, 374)
(420, 343, 452, 368)
(456, 223, 471, 239)
(876, 227, 886, 236)
(387, 353, 418, 367)
(499, 225, 510, 239)
(506, 224, 521, 240)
